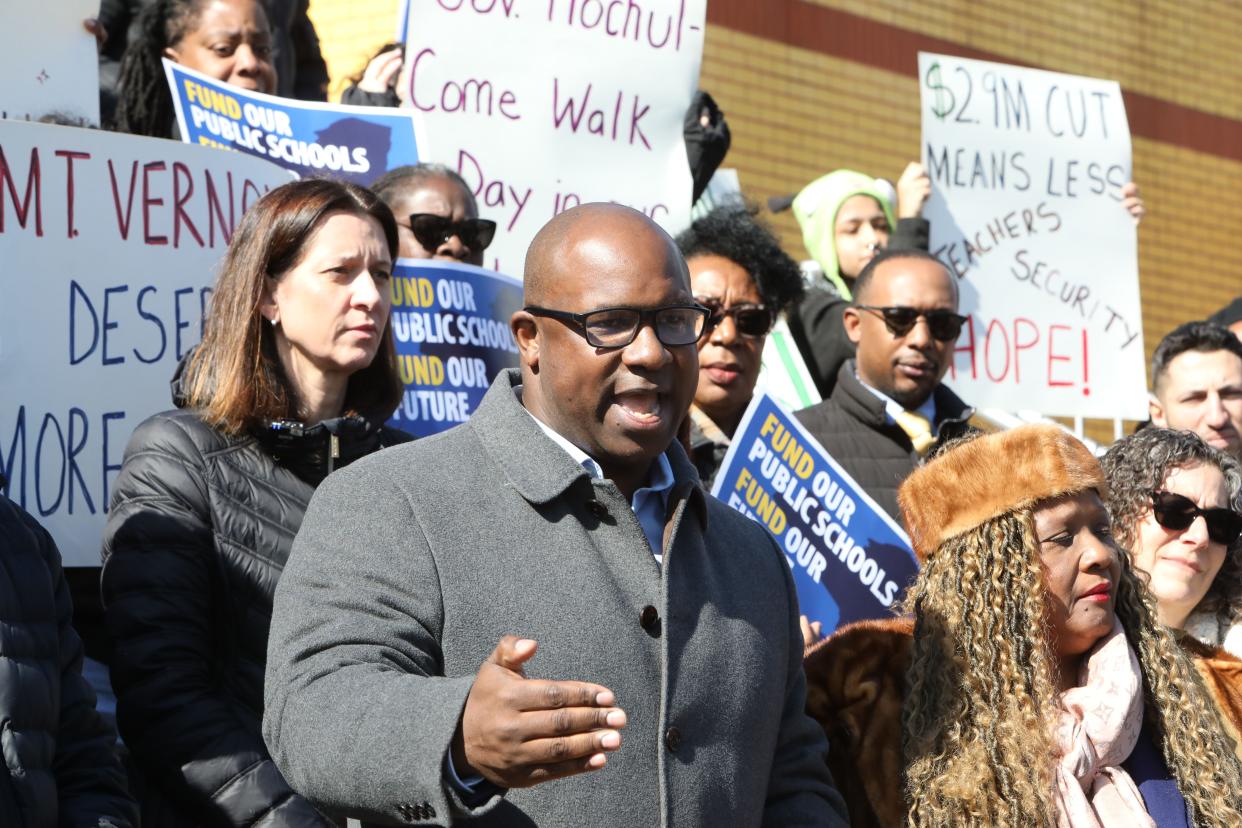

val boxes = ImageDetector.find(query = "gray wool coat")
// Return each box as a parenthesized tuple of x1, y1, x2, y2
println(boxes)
(263, 369, 848, 827)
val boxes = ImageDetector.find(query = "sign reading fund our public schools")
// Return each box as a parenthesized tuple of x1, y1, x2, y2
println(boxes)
(402, 0, 706, 274)
(919, 53, 1144, 419)
(711, 394, 918, 634)
(165, 60, 424, 186)
(387, 260, 522, 438)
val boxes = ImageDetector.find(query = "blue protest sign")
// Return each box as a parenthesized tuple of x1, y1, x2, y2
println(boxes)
(388, 260, 522, 437)
(710, 392, 919, 633)
(164, 60, 423, 186)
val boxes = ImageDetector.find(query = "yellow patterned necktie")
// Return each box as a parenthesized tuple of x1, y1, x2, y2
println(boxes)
(893, 409, 935, 456)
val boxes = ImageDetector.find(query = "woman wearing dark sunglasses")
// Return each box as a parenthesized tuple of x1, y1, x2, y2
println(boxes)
(1102, 427, 1242, 737)
(674, 205, 804, 485)
(369, 163, 497, 265)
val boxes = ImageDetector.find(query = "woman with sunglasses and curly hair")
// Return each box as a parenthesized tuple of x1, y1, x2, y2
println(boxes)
(1101, 427, 1242, 739)
(673, 204, 805, 486)
(804, 425, 1242, 827)
(369, 163, 497, 266)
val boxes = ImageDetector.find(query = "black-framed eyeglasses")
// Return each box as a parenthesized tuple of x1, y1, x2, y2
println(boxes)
(697, 298, 774, 339)
(1150, 491, 1242, 545)
(855, 305, 968, 342)
(405, 213, 497, 252)
(524, 304, 711, 349)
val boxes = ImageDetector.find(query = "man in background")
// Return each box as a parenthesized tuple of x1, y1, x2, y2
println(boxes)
(1149, 320, 1242, 462)
(796, 248, 973, 520)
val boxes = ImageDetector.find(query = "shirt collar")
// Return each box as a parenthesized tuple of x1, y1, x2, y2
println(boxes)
(855, 371, 938, 430)
(518, 387, 677, 500)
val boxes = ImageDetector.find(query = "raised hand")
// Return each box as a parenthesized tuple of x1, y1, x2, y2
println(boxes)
(896, 161, 932, 219)
(1121, 180, 1145, 225)
(358, 47, 403, 95)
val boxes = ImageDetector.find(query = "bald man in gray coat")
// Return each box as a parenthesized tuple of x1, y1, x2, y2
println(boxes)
(263, 204, 847, 827)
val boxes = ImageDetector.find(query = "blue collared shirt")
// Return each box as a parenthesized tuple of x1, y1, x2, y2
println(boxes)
(526, 410, 676, 563)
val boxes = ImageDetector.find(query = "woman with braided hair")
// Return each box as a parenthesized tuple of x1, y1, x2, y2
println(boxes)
(804, 425, 1242, 827)
(114, 0, 276, 137)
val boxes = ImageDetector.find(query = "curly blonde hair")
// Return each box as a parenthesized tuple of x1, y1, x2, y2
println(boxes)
(901, 507, 1242, 827)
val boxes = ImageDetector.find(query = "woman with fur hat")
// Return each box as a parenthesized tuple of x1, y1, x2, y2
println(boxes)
(805, 425, 1242, 827)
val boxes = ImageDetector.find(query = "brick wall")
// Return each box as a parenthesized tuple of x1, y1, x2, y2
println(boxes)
(307, 0, 401, 103)
(309, 0, 1242, 438)
(699, 0, 1242, 439)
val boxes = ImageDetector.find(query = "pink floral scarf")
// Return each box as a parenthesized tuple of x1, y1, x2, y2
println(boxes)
(1051, 620, 1154, 828)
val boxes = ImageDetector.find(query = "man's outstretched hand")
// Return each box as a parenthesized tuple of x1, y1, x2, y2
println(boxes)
(452, 636, 626, 789)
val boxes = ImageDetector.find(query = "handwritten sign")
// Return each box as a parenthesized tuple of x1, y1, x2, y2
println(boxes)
(0, 0, 100, 126)
(401, 0, 706, 273)
(919, 53, 1145, 419)
(711, 393, 918, 633)
(166, 60, 425, 186)
(0, 120, 295, 566)
(388, 259, 521, 437)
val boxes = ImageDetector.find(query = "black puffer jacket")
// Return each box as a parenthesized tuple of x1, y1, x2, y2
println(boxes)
(101, 391, 410, 826)
(0, 483, 137, 828)
(795, 361, 974, 521)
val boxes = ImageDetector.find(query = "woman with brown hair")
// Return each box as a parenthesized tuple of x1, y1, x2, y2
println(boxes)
(101, 179, 409, 826)
(805, 425, 1242, 827)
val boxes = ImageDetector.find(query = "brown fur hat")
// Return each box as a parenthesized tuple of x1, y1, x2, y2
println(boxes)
(898, 424, 1106, 561)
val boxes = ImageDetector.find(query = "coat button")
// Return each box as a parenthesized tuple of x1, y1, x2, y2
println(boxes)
(665, 726, 682, 752)
(640, 605, 660, 631)
(586, 500, 608, 518)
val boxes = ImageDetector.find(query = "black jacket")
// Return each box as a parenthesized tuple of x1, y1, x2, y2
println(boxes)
(795, 362, 974, 521)
(340, 84, 400, 109)
(787, 217, 931, 399)
(101, 394, 410, 826)
(0, 484, 137, 828)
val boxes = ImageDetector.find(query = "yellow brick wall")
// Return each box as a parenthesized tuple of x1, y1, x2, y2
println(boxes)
(697, 19, 1242, 442)
(309, 1, 1242, 439)
(307, 0, 401, 103)
(810, 0, 1242, 123)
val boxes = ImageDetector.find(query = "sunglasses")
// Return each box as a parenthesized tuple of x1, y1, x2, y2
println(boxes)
(855, 305, 968, 342)
(524, 304, 711, 349)
(406, 213, 497, 253)
(697, 298, 774, 338)
(1150, 491, 1242, 545)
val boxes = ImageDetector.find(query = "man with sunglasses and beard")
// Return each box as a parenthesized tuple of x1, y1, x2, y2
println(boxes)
(796, 248, 973, 521)
(264, 203, 848, 827)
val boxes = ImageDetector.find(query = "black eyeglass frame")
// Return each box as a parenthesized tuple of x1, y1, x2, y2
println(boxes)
(524, 304, 712, 349)
(697, 299, 775, 339)
(405, 213, 498, 252)
(1150, 490, 1242, 546)
(854, 304, 968, 342)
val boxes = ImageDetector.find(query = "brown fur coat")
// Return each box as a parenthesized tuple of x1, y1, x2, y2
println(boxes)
(804, 617, 913, 828)
(802, 621, 1242, 828)
(1180, 635, 1242, 758)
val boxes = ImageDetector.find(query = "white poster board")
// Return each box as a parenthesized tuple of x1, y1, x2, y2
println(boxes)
(919, 53, 1145, 419)
(0, 1, 101, 126)
(0, 121, 295, 565)
(401, 0, 706, 274)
